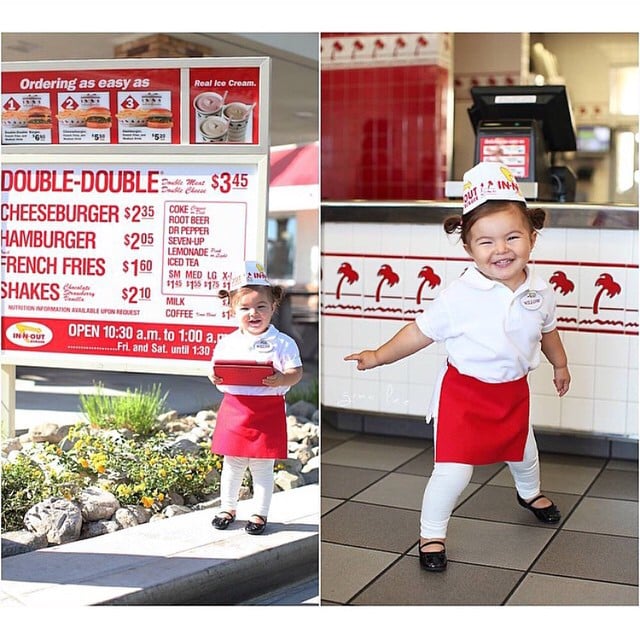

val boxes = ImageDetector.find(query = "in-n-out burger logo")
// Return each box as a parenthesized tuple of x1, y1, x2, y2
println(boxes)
(6, 321, 53, 348)
(463, 178, 522, 210)
(1, 169, 160, 194)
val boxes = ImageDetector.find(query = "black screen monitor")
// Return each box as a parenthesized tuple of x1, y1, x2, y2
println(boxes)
(468, 85, 577, 153)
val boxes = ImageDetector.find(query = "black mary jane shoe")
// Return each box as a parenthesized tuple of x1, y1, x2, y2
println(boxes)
(419, 541, 447, 572)
(517, 493, 561, 523)
(245, 514, 267, 535)
(211, 511, 236, 530)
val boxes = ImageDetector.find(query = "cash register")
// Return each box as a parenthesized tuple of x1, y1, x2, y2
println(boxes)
(446, 84, 578, 202)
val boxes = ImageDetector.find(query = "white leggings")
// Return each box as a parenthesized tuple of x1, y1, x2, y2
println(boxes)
(420, 427, 542, 539)
(219, 456, 275, 517)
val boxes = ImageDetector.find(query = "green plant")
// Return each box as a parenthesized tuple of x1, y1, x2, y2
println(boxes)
(286, 376, 318, 406)
(79, 383, 168, 435)
(62, 425, 222, 511)
(1, 450, 85, 531)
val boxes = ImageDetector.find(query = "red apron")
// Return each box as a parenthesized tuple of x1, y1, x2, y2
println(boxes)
(435, 364, 529, 465)
(211, 394, 287, 459)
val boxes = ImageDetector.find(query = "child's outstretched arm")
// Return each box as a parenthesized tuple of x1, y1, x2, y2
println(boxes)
(541, 329, 571, 397)
(345, 321, 433, 371)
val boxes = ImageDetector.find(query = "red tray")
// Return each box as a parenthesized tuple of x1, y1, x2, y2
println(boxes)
(213, 360, 275, 386)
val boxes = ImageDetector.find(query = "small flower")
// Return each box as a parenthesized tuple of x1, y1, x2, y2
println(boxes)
(79, 458, 90, 469)
(141, 496, 155, 508)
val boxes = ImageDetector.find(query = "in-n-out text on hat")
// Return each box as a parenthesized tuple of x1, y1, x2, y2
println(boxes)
(462, 161, 526, 215)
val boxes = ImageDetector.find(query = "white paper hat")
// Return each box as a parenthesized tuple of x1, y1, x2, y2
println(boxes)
(462, 161, 526, 215)
(218, 260, 271, 297)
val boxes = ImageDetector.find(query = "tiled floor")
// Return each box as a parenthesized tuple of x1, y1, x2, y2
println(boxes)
(321, 424, 638, 606)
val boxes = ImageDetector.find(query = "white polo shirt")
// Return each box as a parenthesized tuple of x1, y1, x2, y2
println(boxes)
(211, 324, 302, 396)
(416, 266, 557, 384)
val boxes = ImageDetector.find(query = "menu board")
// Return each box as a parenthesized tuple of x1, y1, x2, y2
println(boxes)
(478, 135, 531, 179)
(190, 67, 260, 145)
(1, 58, 270, 371)
(1, 62, 266, 147)
(1, 68, 181, 145)
(1, 161, 263, 363)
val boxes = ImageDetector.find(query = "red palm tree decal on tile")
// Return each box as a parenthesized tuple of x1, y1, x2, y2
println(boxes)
(375, 264, 399, 302)
(593, 273, 622, 314)
(416, 265, 441, 304)
(549, 270, 575, 295)
(335, 262, 359, 299)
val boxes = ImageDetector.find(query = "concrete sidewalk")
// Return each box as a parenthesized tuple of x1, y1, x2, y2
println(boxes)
(1, 483, 318, 606)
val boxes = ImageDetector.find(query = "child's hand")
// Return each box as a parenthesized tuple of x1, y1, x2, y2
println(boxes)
(262, 370, 285, 387)
(553, 366, 571, 397)
(208, 373, 223, 385)
(344, 350, 379, 371)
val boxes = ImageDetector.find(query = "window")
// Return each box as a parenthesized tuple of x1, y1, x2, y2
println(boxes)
(267, 217, 296, 280)
(609, 66, 639, 116)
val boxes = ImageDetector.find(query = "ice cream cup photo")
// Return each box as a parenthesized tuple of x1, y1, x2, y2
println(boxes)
(199, 115, 229, 142)
(223, 102, 252, 142)
(194, 91, 225, 117)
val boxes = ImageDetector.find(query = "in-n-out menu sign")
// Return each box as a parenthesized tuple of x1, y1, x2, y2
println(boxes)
(1, 162, 260, 362)
(1, 64, 262, 146)
(1, 57, 270, 372)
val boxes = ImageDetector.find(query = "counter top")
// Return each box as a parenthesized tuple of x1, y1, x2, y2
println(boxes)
(322, 200, 638, 230)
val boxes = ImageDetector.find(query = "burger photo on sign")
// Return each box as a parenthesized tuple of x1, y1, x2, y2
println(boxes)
(27, 106, 52, 129)
(85, 107, 112, 129)
(145, 108, 173, 129)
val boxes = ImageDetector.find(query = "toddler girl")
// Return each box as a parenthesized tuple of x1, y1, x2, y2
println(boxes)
(209, 261, 303, 535)
(346, 162, 570, 571)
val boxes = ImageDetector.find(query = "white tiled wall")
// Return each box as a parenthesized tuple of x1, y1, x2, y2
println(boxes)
(322, 221, 639, 439)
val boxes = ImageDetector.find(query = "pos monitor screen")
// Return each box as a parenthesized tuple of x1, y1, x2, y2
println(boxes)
(468, 85, 577, 153)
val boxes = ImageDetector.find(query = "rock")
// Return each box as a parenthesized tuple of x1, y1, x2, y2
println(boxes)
(195, 409, 217, 426)
(1, 437, 22, 456)
(167, 491, 184, 506)
(156, 409, 179, 425)
(192, 497, 221, 511)
(113, 505, 150, 528)
(279, 457, 303, 474)
(80, 520, 121, 539)
(28, 422, 70, 444)
(76, 487, 120, 521)
(149, 513, 167, 522)
(274, 469, 304, 491)
(162, 505, 192, 517)
(2, 529, 48, 557)
(24, 497, 83, 545)
(295, 444, 315, 466)
(301, 455, 319, 484)
(170, 439, 201, 456)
